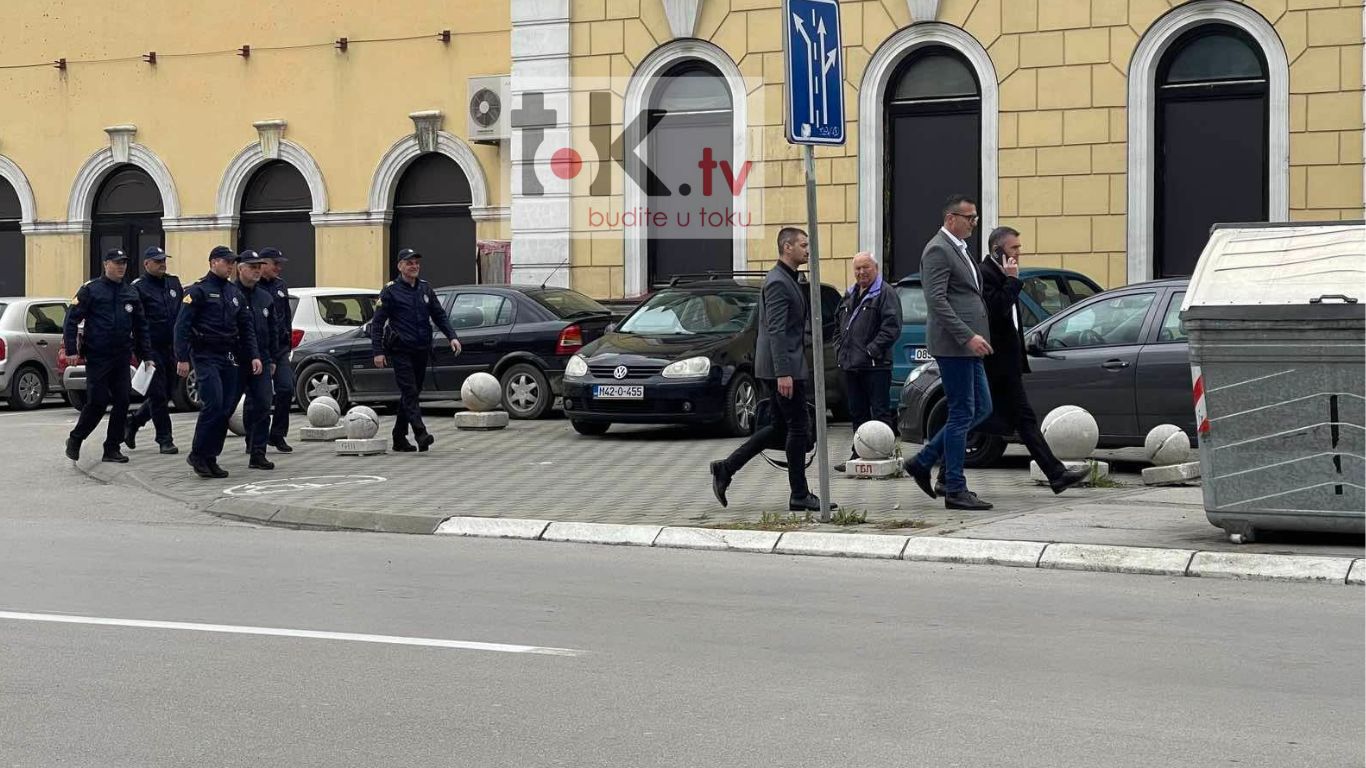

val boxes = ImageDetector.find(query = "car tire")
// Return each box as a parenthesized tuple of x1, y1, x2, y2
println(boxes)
(296, 363, 350, 412)
(923, 397, 1008, 469)
(66, 388, 86, 411)
(570, 420, 610, 436)
(8, 365, 47, 410)
(721, 371, 758, 437)
(500, 363, 551, 420)
(170, 368, 202, 411)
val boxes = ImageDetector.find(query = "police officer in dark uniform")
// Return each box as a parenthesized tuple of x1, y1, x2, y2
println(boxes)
(124, 246, 184, 454)
(174, 246, 261, 479)
(257, 247, 294, 452)
(233, 250, 281, 470)
(62, 249, 152, 463)
(370, 248, 460, 452)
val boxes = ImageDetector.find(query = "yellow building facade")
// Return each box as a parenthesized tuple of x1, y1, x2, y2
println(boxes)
(0, 0, 1361, 300)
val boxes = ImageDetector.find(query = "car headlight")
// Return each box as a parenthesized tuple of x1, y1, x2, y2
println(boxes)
(662, 356, 711, 378)
(907, 363, 930, 385)
(565, 354, 589, 378)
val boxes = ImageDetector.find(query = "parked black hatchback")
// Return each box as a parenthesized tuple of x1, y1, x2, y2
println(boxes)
(291, 285, 613, 418)
(561, 274, 846, 436)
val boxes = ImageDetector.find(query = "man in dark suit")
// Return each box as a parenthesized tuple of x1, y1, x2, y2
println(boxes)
(710, 227, 837, 513)
(901, 195, 995, 510)
(977, 226, 1090, 494)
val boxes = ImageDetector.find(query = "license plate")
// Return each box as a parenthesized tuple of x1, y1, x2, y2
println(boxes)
(913, 348, 933, 362)
(593, 385, 644, 400)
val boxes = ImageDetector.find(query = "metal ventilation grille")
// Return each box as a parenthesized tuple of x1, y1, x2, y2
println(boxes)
(470, 88, 501, 128)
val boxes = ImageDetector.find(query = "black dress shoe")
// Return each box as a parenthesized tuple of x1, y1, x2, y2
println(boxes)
(207, 461, 230, 479)
(415, 432, 435, 452)
(1050, 466, 1091, 494)
(945, 490, 993, 510)
(934, 482, 946, 498)
(187, 456, 214, 478)
(124, 426, 138, 450)
(392, 438, 417, 452)
(159, 442, 179, 455)
(269, 438, 293, 453)
(65, 437, 81, 461)
(101, 448, 129, 463)
(709, 460, 731, 508)
(789, 494, 838, 513)
(903, 457, 936, 500)
(834, 461, 848, 473)
(249, 453, 275, 470)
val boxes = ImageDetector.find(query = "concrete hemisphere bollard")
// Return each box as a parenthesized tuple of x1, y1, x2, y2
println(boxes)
(1144, 424, 1191, 466)
(343, 405, 381, 440)
(1041, 405, 1099, 461)
(306, 395, 342, 428)
(460, 372, 502, 413)
(853, 421, 896, 460)
(226, 396, 246, 437)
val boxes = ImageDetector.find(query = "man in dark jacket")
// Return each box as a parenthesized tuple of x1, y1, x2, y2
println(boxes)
(256, 247, 295, 453)
(370, 248, 461, 452)
(832, 251, 902, 472)
(975, 226, 1089, 495)
(124, 246, 183, 454)
(62, 249, 152, 463)
(234, 251, 281, 470)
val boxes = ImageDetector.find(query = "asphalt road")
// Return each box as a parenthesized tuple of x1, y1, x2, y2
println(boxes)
(1, 404, 1362, 767)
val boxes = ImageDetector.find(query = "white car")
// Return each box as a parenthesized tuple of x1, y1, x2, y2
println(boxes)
(63, 286, 381, 410)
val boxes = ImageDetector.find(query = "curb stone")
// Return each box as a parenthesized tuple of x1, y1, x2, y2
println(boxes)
(207, 498, 446, 535)
(542, 522, 662, 547)
(902, 537, 1046, 568)
(1188, 551, 1355, 583)
(774, 531, 909, 559)
(1039, 543, 1195, 577)
(436, 517, 551, 540)
(1348, 560, 1365, 586)
(653, 527, 781, 553)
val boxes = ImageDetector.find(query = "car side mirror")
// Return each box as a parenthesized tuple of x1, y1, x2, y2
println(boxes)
(606, 322, 617, 333)
(1026, 332, 1046, 356)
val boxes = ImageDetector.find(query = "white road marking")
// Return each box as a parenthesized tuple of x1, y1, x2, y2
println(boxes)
(0, 610, 583, 657)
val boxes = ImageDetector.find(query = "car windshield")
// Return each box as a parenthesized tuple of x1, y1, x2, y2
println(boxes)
(315, 295, 377, 326)
(0, 303, 7, 320)
(617, 290, 757, 335)
(526, 289, 610, 318)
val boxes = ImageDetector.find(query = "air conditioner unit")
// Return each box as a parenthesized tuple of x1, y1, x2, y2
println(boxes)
(467, 76, 511, 143)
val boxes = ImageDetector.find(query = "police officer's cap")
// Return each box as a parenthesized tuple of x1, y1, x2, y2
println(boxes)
(238, 250, 268, 265)
(397, 248, 422, 262)
(103, 248, 129, 263)
(209, 245, 238, 262)
(258, 247, 288, 263)
(143, 246, 169, 261)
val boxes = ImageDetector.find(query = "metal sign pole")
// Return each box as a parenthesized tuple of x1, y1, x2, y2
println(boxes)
(803, 144, 832, 523)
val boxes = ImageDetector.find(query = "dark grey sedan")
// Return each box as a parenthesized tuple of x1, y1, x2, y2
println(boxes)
(897, 278, 1194, 467)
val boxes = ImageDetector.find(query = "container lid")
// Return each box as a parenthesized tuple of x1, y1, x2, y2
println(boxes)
(1181, 222, 1365, 311)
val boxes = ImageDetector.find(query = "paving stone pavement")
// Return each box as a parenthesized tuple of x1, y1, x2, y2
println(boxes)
(88, 410, 1153, 531)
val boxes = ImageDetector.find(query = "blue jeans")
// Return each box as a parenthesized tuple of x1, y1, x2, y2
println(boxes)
(914, 356, 992, 493)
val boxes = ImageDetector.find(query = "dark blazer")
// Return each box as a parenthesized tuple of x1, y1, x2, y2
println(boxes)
(755, 262, 810, 380)
(834, 276, 902, 370)
(978, 254, 1030, 375)
(921, 229, 990, 357)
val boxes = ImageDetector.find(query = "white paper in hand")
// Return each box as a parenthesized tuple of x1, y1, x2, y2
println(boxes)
(131, 361, 155, 395)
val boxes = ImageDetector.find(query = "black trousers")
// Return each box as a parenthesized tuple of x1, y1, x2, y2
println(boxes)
(721, 378, 811, 498)
(239, 365, 273, 456)
(190, 354, 239, 461)
(390, 347, 430, 439)
(70, 353, 131, 451)
(842, 367, 892, 458)
(269, 353, 294, 441)
(987, 365, 1065, 481)
(127, 345, 175, 444)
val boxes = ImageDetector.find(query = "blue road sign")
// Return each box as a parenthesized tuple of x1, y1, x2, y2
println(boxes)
(784, 0, 845, 145)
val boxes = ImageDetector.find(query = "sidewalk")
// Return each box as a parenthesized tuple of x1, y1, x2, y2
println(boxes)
(79, 413, 1364, 584)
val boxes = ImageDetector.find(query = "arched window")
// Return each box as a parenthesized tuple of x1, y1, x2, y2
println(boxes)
(0, 178, 21, 295)
(646, 61, 734, 287)
(1154, 25, 1269, 277)
(390, 153, 475, 286)
(90, 165, 163, 281)
(884, 47, 982, 280)
(239, 161, 316, 287)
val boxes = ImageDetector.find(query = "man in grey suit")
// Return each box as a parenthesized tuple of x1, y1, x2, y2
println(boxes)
(710, 227, 838, 513)
(901, 195, 996, 510)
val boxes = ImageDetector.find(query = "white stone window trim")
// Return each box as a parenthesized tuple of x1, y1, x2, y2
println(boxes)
(217, 139, 329, 228)
(0, 154, 37, 227)
(622, 39, 749, 297)
(1127, 1, 1289, 285)
(858, 23, 998, 269)
(68, 142, 182, 226)
(368, 130, 491, 226)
